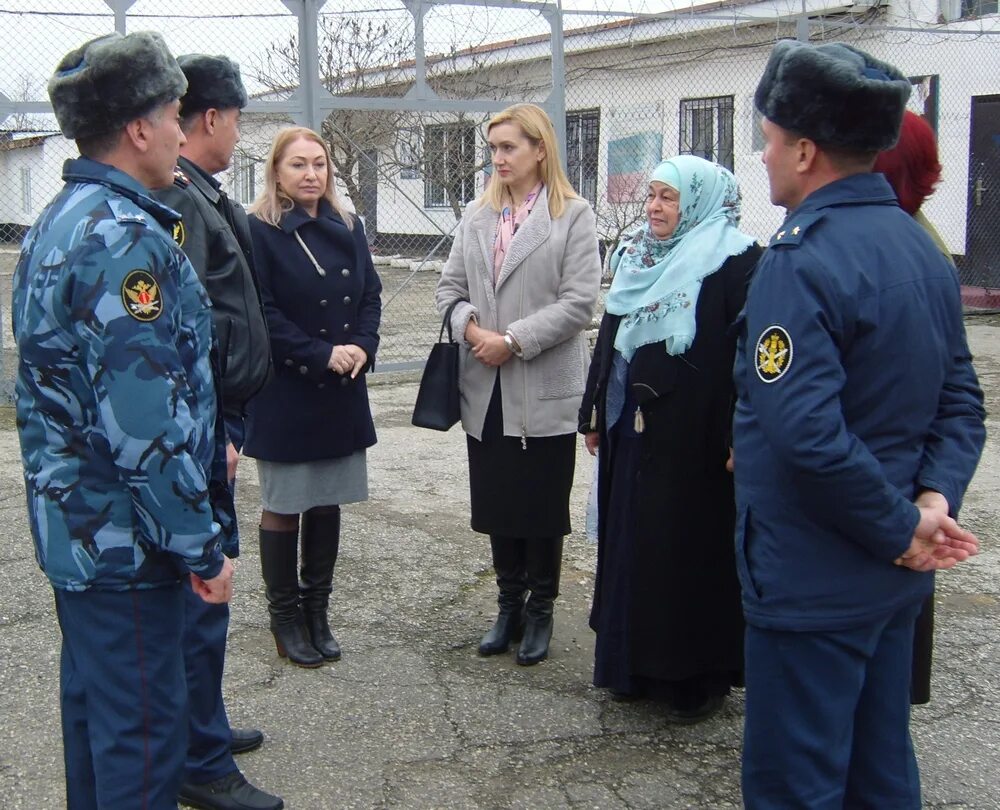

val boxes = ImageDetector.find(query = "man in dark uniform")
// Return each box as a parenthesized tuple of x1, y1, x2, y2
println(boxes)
(13, 32, 235, 809)
(154, 55, 280, 810)
(733, 41, 986, 807)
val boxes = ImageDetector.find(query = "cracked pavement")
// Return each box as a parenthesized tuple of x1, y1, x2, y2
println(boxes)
(0, 318, 998, 809)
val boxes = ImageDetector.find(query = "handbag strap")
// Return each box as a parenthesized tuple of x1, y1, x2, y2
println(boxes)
(439, 299, 464, 344)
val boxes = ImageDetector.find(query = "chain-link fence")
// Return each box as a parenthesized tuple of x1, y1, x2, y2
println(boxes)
(2, 1, 999, 398)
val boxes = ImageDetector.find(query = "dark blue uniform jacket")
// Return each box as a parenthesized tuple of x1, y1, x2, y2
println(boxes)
(244, 200, 381, 462)
(733, 173, 985, 631)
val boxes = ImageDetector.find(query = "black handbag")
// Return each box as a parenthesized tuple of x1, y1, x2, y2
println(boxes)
(411, 300, 463, 431)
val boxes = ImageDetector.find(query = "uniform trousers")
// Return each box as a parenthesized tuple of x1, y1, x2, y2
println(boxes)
(183, 581, 236, 783)
(742, 601, 922, 810)
(54, 584, 188, 810)
(181, 413, 244, 784)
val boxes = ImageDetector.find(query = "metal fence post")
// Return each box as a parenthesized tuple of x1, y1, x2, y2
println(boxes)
(104, 0, 136, 34)
(543, 2, 568, 171)
(283, 0, 325, 132)
(796, 0, 809, 42)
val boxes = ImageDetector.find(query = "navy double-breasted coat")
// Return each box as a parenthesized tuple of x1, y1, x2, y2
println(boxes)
(244, 201, 382, 463)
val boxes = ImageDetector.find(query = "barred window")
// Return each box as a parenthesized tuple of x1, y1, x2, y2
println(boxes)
(397, 127, 421, 180)
(233, 157, 256, 205)
(20, 167, 31, 213)
(679, 96, 734, 172)
(424, 123, 477, 208)
(962, 0, 997, 17)
(566, 108, 600, 206)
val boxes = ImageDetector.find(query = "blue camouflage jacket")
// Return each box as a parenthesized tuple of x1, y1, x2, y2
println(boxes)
(12, 157, 233, 591)
(732, 173, 985, 631)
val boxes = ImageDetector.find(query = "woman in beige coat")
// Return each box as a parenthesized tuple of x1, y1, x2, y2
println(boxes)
(436, 103, 601, 666)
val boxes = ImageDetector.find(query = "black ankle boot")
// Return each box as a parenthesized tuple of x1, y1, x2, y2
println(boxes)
(300, 508, 342, 662)
(479, 536, 527, 656)
(259, 527, 323, 668)
(517, 536, 563, 666)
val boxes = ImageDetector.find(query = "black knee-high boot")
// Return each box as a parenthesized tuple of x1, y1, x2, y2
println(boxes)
(300, 507, 342, 661)
(259, 527, 323, 668)
(479, 535, 527, 656)
(517, 536, 564, 666)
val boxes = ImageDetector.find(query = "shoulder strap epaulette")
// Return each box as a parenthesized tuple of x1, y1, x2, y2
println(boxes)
(768, 211, 824, 249)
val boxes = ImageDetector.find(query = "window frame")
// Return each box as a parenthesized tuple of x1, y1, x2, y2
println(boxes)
(566, 108, 600, 207)
(20, 166, 32, 213)
(679, 95, 735, 172)
(423, 122, 477, 209)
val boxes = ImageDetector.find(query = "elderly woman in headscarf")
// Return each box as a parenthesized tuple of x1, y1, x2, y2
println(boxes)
(579, 155, 762, 720)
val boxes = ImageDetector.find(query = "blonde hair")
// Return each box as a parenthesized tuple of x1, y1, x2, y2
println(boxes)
(249, 126, 354, 228)
(482, 103, 580, 219)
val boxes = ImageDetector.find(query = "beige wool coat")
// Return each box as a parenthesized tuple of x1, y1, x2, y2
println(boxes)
(435, 188, 602, 442)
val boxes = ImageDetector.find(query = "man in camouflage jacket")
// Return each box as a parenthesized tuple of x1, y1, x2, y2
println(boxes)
(12, 31, 234, 810)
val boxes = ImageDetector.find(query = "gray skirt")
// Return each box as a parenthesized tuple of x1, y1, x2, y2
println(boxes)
(256, 451, 369, 514)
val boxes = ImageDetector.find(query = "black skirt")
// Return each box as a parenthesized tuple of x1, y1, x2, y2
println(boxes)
(466, 376, 575, 538)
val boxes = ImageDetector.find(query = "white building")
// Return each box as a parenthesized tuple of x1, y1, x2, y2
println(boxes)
(2, 0, 997, 279)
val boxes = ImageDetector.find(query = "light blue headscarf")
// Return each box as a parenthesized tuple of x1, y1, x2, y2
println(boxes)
(604, 155, 754, 360)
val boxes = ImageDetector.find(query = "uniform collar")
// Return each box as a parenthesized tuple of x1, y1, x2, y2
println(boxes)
(793, 172, 898, 216)
(178, 155, 222, 203)
(279, 198, 345, 233)
(62, 157, 182, 225)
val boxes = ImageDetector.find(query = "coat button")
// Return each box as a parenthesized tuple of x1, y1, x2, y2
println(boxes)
(299, 365, 308, 375)
(319, 299, 328, 307)
(340, 377, 349, 387)
(319, 328, 328, 336)
(343, 323, 350, 331)
(343, 295, 351, 305)
(317, 383, 325, 389)
(341, 268, 350, 277)
(284, 358, 293, 367)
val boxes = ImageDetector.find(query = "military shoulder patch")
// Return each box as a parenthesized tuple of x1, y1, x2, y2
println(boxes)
(121, 270, 163, 322)
(172, 220, 186, 247)
(755, 324, 792, 383)
(768, 212, 824, 248)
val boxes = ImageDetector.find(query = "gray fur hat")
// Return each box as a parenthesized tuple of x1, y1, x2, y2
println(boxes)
(48, 31, 187, 140)
(177, 54, 248, 116)
(754, 40, 911, 153)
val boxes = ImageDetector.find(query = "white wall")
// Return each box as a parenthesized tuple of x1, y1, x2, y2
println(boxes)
(355, 18, 998, 257)
(0, 136, 77, 231)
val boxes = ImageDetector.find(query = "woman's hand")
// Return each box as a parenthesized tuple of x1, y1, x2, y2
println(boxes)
(471, 331, 512, 367)
(584, 432, 599, 456)
(464, 320, 487, 346)
(328, 345, 355, 375)
(345, 345, 368, 378)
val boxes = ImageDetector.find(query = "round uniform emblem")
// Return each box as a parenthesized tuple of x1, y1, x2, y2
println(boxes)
(755, 324, 792, 383)
(121, 270, 162, 322)
(172, 220, 185, 247)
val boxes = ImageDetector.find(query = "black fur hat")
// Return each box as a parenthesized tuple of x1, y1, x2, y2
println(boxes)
(755, 40, 911, 152)
(48, 31, 187, 140)
(177, 54, 248, 116)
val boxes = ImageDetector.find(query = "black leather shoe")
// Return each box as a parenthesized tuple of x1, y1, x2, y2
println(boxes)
(665, 694, 726, 725)
(178, 771, 283, 810)
(230, 728, 264, 755)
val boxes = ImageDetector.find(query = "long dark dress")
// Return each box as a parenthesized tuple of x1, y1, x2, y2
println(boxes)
(579, 244, 761, 703)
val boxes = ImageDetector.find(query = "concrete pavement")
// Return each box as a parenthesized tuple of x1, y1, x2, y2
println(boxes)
(0, 319, 998, 809)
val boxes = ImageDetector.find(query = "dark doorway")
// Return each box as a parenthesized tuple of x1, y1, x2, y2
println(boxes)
(964, 94, 1000, 289)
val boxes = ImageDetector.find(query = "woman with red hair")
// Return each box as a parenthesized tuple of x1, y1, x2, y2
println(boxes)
(874, 110, 952, 707)
(873, 110, 952, 263)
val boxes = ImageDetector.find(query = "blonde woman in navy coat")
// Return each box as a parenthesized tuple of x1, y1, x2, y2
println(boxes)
(244, 127, 382, 668)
